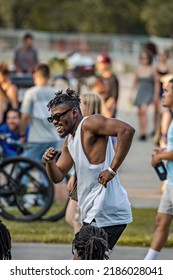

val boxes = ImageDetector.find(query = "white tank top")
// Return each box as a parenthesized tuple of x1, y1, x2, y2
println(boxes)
(68, 117, 132, 227)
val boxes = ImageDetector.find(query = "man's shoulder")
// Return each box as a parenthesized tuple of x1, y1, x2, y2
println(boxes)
(43, 85, 57, 93)
(83, 114, 102, 122)
(24, 86, 56, 101)
(82, 115, 105, 130)
(24, 86, 37, 97)
(30, 46, 38, 53)
(25, 85, 53, 94)
(14, 45, 22, 53)
(36, 86, 57, 99)
(109, 73, 119, 82)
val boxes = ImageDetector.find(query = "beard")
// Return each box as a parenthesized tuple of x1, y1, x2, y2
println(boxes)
(57, 119, 74, 138)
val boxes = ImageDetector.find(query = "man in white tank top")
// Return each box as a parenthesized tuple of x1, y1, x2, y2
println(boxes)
(42, 88, 135, 254)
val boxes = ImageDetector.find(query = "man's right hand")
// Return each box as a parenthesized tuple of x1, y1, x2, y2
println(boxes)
(42, 147, 59, 164)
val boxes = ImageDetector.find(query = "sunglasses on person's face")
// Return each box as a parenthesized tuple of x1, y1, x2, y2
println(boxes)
(47, 108, 71, 123)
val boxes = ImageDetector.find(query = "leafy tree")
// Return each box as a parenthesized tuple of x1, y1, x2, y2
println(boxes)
(1, 0, 173, 37)
(0, 0, 35, 28)
(141, 0, 173, 37)
(0, 0, 147, 34)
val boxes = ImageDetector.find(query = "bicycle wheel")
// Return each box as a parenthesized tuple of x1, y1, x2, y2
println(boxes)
(0, 156, 54, 221)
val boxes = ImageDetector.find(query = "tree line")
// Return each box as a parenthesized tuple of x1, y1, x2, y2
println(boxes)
(0, 0, 172, 37)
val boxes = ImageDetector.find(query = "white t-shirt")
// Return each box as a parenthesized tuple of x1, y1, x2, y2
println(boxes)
(20, 85, 59, 143)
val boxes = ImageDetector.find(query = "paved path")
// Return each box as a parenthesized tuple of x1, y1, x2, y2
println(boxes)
(115, 73, 161, 208)
(12, 73, 172, 260)
(12, 243, 173, 260)
(118, 117, 161, 208)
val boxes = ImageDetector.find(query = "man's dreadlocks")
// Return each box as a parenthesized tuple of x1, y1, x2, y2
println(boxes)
(0, 220, 11, 260)
(47, 88, 81, 111)
(72, 225, 109, 260)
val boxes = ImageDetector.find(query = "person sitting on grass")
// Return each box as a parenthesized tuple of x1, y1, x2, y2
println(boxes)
(0, 109, 29, 157)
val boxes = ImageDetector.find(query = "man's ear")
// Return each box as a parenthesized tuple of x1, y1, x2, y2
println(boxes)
(72, 107, 78, 118)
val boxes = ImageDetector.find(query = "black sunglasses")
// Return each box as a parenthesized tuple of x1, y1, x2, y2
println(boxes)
(47, 108, 71, 123)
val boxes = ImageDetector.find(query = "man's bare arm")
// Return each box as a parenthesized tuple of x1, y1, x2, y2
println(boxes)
(83, 115, 135, 186)
(83, 115, 135, 172)
(42, 140, 74, 183)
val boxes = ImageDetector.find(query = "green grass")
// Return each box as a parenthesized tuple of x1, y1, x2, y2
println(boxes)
(1, 208, 173, 247)
(121, 208, 173, 247)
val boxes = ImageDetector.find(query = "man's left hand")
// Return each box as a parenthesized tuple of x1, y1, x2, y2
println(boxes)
(98, 169, 115, 187)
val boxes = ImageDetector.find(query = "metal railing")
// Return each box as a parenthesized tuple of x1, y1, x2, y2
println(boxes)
(0, 28, 173, 70)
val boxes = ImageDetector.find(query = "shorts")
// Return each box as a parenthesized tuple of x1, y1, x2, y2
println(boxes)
(83, 221, 127, 250)
(158, 184, 173, 215)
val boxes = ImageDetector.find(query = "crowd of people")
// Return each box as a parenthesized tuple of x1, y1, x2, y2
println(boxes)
(0, 34, 173, 260)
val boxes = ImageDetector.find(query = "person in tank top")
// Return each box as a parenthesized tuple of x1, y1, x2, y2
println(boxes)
(42, 88, 135, 253)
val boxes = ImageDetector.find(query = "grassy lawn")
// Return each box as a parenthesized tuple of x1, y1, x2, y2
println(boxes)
(1, 208, 173, 247)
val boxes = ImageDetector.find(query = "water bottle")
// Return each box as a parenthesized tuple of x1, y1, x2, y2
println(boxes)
(153, 161, 167, 181)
